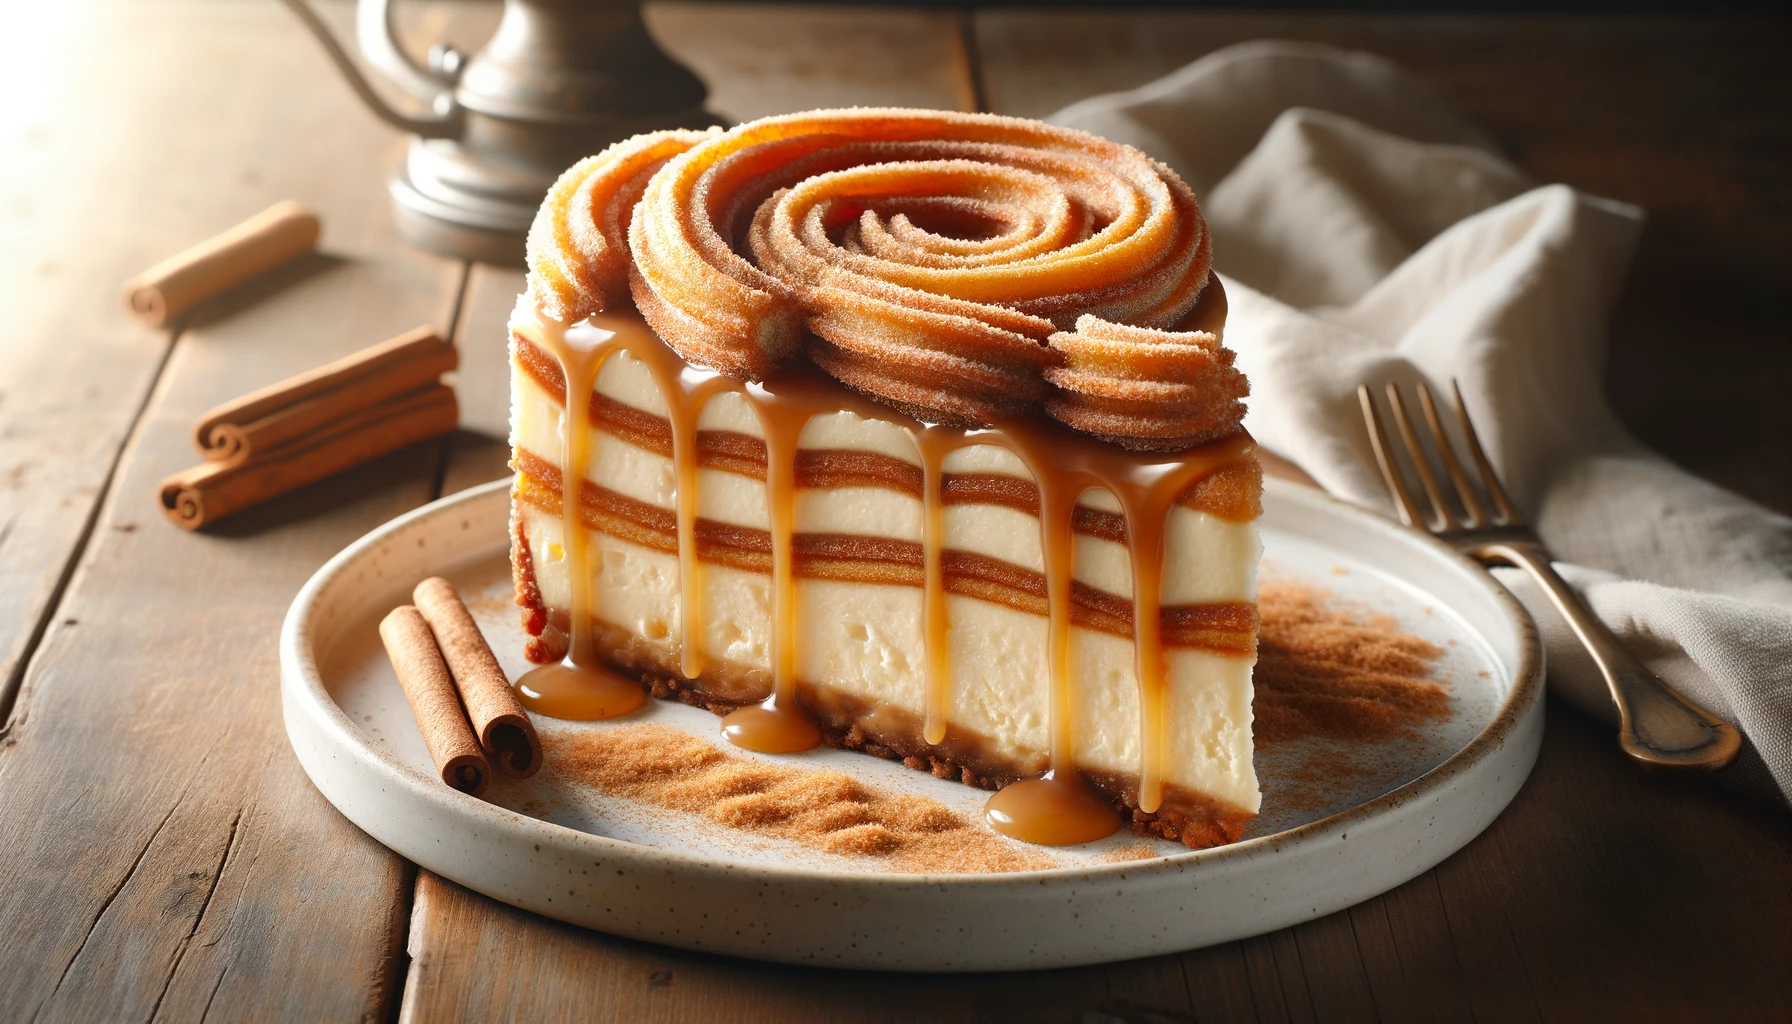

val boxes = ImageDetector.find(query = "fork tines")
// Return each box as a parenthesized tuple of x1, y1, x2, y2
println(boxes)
(1357, 379, 1523, 534)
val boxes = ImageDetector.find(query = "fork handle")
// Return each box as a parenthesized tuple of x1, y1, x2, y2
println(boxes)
(1470, 539, 1743, 773)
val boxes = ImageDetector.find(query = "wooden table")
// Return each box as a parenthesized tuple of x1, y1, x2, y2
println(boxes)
(2, 3, 1788, 1019)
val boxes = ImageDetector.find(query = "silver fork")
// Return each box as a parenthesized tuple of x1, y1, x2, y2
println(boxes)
(1358, 380, 1742, 772)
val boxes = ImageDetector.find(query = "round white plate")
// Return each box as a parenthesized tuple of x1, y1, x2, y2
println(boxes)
(281, 477, 1542, 971)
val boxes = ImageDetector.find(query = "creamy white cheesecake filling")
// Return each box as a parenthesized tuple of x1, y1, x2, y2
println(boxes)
(512, 345, 1261, 814)
(518, 506, 1259, 813)
(511, 354, 1259, 605)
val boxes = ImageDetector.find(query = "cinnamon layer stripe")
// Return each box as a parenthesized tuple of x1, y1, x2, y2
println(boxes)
(513, 451, 1256, 655)
(514, 336, 1262, 527)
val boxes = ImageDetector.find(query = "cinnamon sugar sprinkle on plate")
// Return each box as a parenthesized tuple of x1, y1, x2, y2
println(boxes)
(547, 724, 1057, 873)
(543, 580, 1453, 867)
(1253, 581, 1451, 747)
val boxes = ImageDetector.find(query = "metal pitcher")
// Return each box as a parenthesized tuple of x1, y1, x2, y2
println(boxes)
(281, 0, 717, 263)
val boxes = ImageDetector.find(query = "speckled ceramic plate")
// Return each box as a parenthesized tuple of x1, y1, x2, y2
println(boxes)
(281, 477, 1542, 971)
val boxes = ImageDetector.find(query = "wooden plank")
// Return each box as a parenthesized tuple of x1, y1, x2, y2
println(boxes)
(973, 10, 1792, 515)
(1177, 941, 1262, 1022)
(1096, 956, 1203, 1024)
(1433, 701, 1792, 1020)
(1287, 914, 1376, 1019)
(0, 1, 472, 1019)
(648, 2, 977, 122)
(1341, 877, 1472, 1020)
(1262, 932, 1318, 1023)
(407, 872, 974, 1024)
(0, 0, 200, 720)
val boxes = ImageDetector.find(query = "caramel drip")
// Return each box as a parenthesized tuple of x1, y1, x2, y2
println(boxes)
(510, 292, 1251, 842)
(671, 397, 707, 680)
(980, 447, 1121, 845)
(513, 316, 648, 721)
(661, 367, 735, 682)
(972, 419, 1235, 840)
(1118, 462, 1222, 814)
(913, 428, 953, 746)
(718, 377, 822, 753)
(982, 772, 1120, 846)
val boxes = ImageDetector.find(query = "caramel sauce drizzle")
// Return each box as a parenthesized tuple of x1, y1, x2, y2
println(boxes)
(512, 316, 648, 722)
(717, 378, 823, 753)
(510, 286, 1249, 845)
(970, 421, 1240, 841)
(912, 428, 954, 747)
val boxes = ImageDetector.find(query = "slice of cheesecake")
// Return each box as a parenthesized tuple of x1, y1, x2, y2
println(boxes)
(509, 108, 1263, 849)
(508, 304, 1263, 848)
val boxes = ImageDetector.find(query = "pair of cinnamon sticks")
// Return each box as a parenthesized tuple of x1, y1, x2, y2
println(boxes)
(381, 577, 542, 796)
(158, 327, 459, 529)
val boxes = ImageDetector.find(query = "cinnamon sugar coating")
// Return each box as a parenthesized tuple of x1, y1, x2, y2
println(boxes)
(1045, 315, 1249, 451)
(523, 108, 1237, 442)
(527, 128, 722, 324)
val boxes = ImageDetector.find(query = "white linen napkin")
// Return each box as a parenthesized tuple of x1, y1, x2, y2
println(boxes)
(1051, 40, 1792, 806)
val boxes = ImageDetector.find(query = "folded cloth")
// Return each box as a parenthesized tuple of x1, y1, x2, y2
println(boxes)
(1051, 40, 1792, 807)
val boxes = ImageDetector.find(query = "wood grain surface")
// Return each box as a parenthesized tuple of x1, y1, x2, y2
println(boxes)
(0, 3, 1787, 1022)
(0, 3, 462, 1020)
(0, 3, 187, 725)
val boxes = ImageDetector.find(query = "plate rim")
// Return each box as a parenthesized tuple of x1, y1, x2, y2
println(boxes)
(282, 475, 1542, 890)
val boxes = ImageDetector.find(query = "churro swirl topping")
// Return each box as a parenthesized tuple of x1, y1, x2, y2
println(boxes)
(526, 108, 1246, 448)
(1046, 316, 1248, 449)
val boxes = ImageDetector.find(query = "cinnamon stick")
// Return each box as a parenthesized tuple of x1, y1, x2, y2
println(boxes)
(122, 201, 320, 327)
(157, 326, 459, 530)
(380, 605, 490, 796)
(413, 576, 542, 779)
(160, 383, 457, 529)
(192, 326, 455, 463)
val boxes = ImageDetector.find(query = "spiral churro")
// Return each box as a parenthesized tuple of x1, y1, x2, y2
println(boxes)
(524, 107, 1237, 446)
